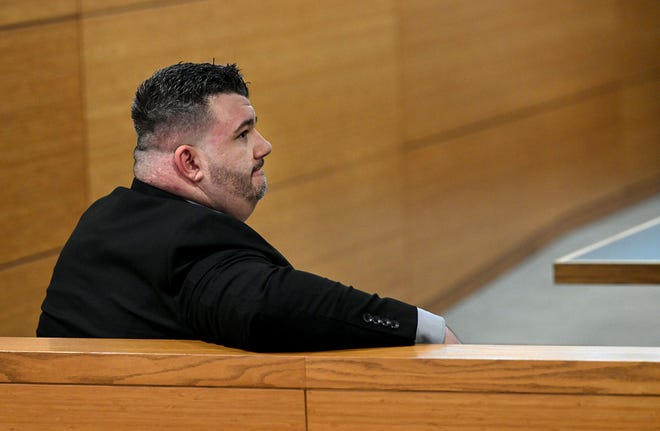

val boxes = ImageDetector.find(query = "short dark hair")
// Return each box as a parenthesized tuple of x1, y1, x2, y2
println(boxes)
(131, 62, 249, 151)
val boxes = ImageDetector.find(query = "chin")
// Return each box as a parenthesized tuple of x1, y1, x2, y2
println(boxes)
(255, 187, 267, 201)
(253, 177, 267, 200)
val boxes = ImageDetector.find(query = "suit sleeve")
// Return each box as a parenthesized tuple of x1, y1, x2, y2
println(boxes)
(177, 249, 418, 352)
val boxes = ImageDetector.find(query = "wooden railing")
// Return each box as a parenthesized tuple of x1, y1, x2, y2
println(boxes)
(1, 338, 659, 430)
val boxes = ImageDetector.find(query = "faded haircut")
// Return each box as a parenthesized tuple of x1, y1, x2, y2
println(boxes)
(131, 62, 249, 154)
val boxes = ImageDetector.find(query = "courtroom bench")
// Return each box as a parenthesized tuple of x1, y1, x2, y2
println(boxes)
(1, 338, 659, 430)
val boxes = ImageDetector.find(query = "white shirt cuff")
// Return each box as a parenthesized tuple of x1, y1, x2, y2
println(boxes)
(415, 308, 446, 344)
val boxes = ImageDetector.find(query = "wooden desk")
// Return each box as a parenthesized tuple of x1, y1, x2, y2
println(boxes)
(554, 216, 660, 284)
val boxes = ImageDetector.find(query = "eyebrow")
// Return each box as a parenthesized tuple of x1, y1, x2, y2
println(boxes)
(233, 116, 258, 135)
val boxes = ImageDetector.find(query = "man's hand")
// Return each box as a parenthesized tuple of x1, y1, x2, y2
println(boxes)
(444, 327, 461, 344)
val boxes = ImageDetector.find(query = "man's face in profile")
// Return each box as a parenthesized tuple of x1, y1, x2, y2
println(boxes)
(197, 93, 272, 212)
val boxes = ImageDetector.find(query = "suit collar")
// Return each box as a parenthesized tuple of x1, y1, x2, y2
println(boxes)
(130, 178, 186, 202)
(130, 178, 227, 216)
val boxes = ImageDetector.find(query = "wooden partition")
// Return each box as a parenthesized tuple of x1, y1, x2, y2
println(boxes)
(1, 338, 659, 430)
(1, 0, 659, 336)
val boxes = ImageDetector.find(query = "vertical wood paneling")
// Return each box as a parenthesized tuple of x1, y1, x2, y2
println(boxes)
(1, 0, 658, 336)
(403, 90, 627, 307)
(621, 77, 660, 184)
(0, 0, 77, 27)
(81, 0, 399, 199)
(617, 0, 660, 74)
(0, 256, 57, 336)
(398, 0, 652, 143)
(0, 21, 86, 265)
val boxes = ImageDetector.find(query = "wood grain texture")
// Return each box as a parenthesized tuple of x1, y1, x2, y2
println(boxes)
(398, 0, 659, 143)
(2, 340, 659, 430)
(0, 21, 86, 265)
(81, 0, 399, 199)
(554, 262, 660, 284)
(402, 88, 633, 307)
(0, 338, 305, 388)
(307, 390, 660, 431)
(0, 337, 243, 353)
(2, 0, 659, 339)
(0, 384, 306, 431)
(0, 256, 57, 337)
(305, 344, 660, 395)
(0, 0, 77, 27)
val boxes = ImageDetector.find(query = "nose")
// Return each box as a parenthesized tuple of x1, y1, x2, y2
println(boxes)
(253, 129, 272, 159)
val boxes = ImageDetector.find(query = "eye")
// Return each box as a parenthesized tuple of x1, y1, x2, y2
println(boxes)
(238, 130, 249, 139)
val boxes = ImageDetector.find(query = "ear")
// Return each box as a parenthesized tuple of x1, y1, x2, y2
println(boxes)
(173, 145, 204, 182)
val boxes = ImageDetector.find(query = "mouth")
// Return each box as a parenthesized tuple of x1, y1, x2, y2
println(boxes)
(252, 160, 265, 176)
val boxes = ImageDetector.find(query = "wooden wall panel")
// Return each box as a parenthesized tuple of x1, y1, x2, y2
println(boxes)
(617, 0, 660, 73)
(0, 256, 57, 336)
(1, 0, 658, 337)
(621, 76, 660, 184)
(307, 390, 660, 431)
(80, 0, 169, 14)
(0, 0, 77, 27)
(403, 89, 627, 307)
(82, 0, 399, 199)
(398, 0, 655, 143)
(0, 22, 86, 265)
(250, 156, 406, 298)
(1, 384, 306, 431)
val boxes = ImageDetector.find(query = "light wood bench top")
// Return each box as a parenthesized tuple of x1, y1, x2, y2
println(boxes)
(2, 338, 659, 395)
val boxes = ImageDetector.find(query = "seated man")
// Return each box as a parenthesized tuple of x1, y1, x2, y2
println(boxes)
(37, 62, 459, 351)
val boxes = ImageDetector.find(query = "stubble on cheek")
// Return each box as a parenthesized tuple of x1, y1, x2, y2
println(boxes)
(211, 164, 267, 202)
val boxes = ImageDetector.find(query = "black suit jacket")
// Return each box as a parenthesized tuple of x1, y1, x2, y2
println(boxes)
(37, 179, 417, 351)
